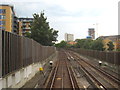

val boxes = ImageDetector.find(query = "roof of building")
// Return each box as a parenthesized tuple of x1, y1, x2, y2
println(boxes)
(19, 18, 34, 22)
(0, 4, 13, 7)
(98, 35, 120, 42)
(67, 41, 76, 45)
(19, 18, 33, 20)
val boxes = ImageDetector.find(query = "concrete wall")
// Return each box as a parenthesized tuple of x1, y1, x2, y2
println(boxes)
(0, 52, 56, 89)
(0, 64, 35, 89)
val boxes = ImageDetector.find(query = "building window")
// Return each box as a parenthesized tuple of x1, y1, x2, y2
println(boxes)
(0, 27, 5, 30)
(0, 21, 6, 25)
(0, 9, 6, 14)
(0, 15, 6, 19)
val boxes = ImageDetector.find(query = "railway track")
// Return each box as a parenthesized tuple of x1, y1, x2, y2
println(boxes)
(73, 52, 120, 87)
(80, 58, 120, 86)
(66, 51, 119, 89)
(44, 51, 79, 89)
(71, 52, 120, 83)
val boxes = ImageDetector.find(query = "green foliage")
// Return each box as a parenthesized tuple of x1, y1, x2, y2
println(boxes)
(75, 39, 93, 49)
(107, 41, 114, 51)
(55, 40, 67, 48)
(75, 39, 86, 48)
(91, 39, 105, 51)
(30, 12, 58, 46)
(83, 39, 93, 49)
(55, 40, 76, 48)
(75, 38, 105, 51)
(24, 32, 31, 38)
(116, 48, 120, 51)
(67, 44, 75, 48)
(55, 38, 105, 51)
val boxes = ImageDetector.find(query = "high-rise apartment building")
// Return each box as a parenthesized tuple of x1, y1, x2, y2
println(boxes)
(0, 4, 33, 36)
(13, 15, 19, 34)
(0, 4, 18, 33)
(18, 18, 33, 36)
(65, 33, 74, 42)
(88, 28, 95, 39)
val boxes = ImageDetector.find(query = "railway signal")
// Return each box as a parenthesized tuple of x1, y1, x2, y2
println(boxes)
(99, 61, 102, 67)
(39, 67, 45, 77)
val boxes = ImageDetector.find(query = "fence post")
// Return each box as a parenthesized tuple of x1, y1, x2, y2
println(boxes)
(0, 30, 2, 78)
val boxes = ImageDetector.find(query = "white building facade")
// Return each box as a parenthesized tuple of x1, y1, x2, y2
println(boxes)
(65, 33, 74, 41)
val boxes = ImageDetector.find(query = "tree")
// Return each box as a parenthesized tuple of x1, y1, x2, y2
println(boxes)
(55, 40, 67, 48)
(116, 48, 120, 51)
(91, 39, 105, 51)
(75, 39, 93, 49)
(75, 39, 86, 48)
(24, 32, 31, 38)
(107, 41, 114, 51)
(30, 12, 58, 46)
(75, 38, 105, 51)
(83, 39, 93, 49)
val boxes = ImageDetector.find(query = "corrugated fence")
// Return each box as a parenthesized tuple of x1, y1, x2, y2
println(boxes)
(70, 48, 120, 66)
(0, 30, 56, 77)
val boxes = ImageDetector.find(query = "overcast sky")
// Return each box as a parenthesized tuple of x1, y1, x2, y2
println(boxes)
(1, 0, 119, 42)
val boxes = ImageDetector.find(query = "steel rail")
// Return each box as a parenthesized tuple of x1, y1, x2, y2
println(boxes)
(67, 52, 107, 89)
(82, 58, 120, 85)
(80, 63, 107, 90)
(65, 60, 75, 89)
(71, 51, 120, 84)
(47, 51, 79, 89)
(64, 51, 79, 89)
(49, 60, 59, 89)
(70, 51, 119, 88)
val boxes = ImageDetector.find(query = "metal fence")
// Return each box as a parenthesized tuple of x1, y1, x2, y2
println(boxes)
(0, 30, 56, 77)
(70, 48, 120, 66)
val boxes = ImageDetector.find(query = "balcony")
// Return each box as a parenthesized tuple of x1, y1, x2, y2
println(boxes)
(22, 27, 31, 30)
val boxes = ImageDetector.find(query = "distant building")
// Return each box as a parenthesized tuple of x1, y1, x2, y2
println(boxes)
(0, 4, 18, 34)
(88, 28, 95, 39)
(67, 41, 77, 45)
(13, 16, 19, 34)
(65, 33, 74, 42)
(86, 36, 92, 39)
(0, 4, 34, 36)
(18, 18, 33, 36)
(98, 35, 120, 50)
